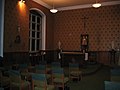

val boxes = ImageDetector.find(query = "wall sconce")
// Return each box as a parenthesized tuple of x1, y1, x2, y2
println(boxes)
(20, 0, 25, 3)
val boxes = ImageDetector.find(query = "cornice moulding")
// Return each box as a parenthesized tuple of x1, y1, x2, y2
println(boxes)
(58, 1, 120, 11)
(32, 0, 51, 9)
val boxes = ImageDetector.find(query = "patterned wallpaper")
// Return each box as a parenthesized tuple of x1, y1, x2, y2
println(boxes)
(3, 0, 120, 52)
(4, 0, 54, 52)
(54, 5, 120, 51)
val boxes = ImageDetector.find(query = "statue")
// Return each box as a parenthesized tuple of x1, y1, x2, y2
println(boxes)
(82, 36, 87, 45)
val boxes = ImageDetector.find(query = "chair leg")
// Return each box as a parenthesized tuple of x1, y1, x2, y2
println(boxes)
(80, 74, 82, 80)
(28, 84, 31, 90)
(63, 84, 64, 90)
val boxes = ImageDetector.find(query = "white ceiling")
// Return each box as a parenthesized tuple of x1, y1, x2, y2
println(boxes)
(40, 0, 120, 8)
(33, 0, 120, 10)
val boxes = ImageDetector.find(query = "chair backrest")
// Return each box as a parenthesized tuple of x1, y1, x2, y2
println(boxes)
(9, 70, 20, 76)
(52, 68, 64, 79)
(32, 73, 47, 89)
(111, 69, 120, 82)
(19, 64, 28, 69)
(9, 70, 21, 83)
(69, 63, 79, 71)
(104, 81, 120, 90)
(69, 63, 79, 67)
(35, 64, 46, 74)
(111, 69, 120, 76)
(51, 62, 61, 68)
(39, 61, 47, 65)
(0, 88, 4, 90)
(52, 68, 64, 74)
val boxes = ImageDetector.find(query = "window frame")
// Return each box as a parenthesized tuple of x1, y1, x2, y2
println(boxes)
(29, 10, 43, 52)
(29, 8, 46, 53)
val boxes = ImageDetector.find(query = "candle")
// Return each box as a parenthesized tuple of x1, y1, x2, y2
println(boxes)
(58, 41, 61, 49)
(111, 41, 114, 49)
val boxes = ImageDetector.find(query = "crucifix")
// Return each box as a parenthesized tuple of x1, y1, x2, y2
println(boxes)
(81, 16, 88, 30)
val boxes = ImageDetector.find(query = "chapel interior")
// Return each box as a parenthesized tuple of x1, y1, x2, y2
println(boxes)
(0, 0, 120, 90)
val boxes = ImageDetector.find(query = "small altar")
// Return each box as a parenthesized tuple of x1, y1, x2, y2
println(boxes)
(61, 51, 85, 66)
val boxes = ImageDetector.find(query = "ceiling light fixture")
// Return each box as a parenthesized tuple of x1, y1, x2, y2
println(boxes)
(50, 0, 58, 13)
(92, 0, 101, 8)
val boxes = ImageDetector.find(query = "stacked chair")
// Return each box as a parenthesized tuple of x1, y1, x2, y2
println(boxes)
(69, 63, 82, 81)
(9, 70, 30, 90)
(51, 63, 69, 90)
(31, 73, 54, 90)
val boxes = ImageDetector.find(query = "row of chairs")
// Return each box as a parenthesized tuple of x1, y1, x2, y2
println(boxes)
(104, 68, 120, 90)
(9, 70, 30, 90)
(0, 62, 82, 90)
(9, 68, 68, 90)
(32, 73, 54, 90)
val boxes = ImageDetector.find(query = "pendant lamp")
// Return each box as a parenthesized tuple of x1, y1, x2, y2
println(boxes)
(92, 0, 101, 8)
(50, 0, 58, 13)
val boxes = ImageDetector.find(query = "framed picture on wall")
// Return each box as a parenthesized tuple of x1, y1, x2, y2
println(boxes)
(81, 34, 89, 52)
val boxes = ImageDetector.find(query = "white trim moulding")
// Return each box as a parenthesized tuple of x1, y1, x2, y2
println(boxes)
(32, 0, 120, 11)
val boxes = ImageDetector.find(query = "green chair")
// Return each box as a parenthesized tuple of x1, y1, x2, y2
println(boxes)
(9, 70, 30, 90)
(35, 64, 51, 80)
(35, 65, 47, 74)
(31, 73, 54, 90)
(19, 64, 31, 81)
(111, 69, 120, 82)
(52, 68, 69, 90)
(51, 62, 61, 68)
(0, 88, 4, 90)
(0, 70, 10, 89)
(104, 81, 120, 90)
(69, 63, 82, 81)
(19, 64, 28, 73)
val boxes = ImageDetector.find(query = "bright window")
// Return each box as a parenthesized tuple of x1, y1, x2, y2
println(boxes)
(29, 10, 42, 52)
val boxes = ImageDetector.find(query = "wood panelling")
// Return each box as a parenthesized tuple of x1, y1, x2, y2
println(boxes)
(3, 51, 117, 66)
